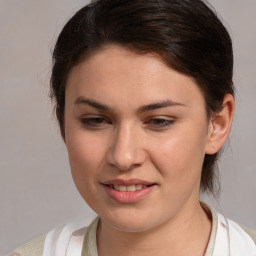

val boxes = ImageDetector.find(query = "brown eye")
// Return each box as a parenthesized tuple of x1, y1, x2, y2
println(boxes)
(147, 118, 174, 129)
(80, 116, 111, 129)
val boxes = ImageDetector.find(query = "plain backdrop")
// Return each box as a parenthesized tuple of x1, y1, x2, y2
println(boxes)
(0, 0, 255, 254)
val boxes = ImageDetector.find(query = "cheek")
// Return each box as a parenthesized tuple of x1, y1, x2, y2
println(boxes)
(65, 131, 106, 188)
(151, 128, 207, 183)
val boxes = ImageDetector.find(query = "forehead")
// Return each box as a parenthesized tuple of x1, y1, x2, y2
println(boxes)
(65, 45, 205, 110)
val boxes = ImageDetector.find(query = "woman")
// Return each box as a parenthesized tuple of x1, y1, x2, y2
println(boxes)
(9, 0, 256, 255)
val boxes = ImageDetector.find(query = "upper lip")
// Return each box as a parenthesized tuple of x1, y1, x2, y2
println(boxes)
(102, 179, 156, 186)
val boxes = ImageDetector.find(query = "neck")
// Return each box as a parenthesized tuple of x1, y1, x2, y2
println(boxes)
(97, 201, 212, 256)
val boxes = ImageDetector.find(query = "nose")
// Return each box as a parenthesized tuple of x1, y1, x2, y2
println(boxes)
(107, 123, 147, 171)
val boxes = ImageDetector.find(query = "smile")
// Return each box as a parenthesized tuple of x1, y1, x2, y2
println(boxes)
(102, 180, 156, 203)
(109, 184, 148, 192)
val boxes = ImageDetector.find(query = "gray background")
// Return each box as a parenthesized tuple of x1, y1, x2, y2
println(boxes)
(0, 0, 255, 254)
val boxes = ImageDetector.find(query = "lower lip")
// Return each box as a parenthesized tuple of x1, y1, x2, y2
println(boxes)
(103, 185, 155, 204)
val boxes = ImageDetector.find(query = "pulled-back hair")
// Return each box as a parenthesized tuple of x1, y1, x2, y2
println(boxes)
(50, 0, 234, 195)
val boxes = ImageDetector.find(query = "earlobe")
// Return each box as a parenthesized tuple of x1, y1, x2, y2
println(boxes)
(205, 94, 235, 155)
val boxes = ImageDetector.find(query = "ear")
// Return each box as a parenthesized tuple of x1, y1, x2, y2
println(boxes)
(205, 94, 235, 155)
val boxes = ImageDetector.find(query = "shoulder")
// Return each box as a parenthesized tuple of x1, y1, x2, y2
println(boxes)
(202, 202, 256, 255)
(241, 225, 256, 244)
(8, 220, 93, 256)
(226, 217, 256, 244)
(8, 234, 46, 256)
(217, 213, 256, 254)
(236, 222, 256, 244)
(229, 220, 256, 245)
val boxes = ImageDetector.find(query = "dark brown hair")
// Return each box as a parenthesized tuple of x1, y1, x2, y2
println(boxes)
(50, 0, 234, 195)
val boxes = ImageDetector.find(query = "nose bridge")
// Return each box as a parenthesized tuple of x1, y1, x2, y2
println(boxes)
(107, 121, 145, 170)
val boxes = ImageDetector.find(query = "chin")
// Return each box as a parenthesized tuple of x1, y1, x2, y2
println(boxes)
(107, 219, 155, 233)
(100, 209, 164, 233)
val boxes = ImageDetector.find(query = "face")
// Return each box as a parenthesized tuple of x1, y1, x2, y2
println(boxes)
(64, 45, 211, 232)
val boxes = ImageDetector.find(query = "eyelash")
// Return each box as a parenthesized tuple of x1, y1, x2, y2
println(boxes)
(80, 116, 110, 128)
(79, 116, 175, 129)
(146, 118, 174, 128)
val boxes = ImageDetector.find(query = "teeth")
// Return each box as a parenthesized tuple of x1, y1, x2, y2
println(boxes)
(127, 185, 136, 192)
(136, 184, 143, 190)
(111, 184, 148, 192)
(119, 185, 127, 192)
(114, 185, 119, 190)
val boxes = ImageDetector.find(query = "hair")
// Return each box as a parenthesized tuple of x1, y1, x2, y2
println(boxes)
(50, 0, 234, 195)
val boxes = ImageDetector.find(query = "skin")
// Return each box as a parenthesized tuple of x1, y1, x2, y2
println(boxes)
(64, 45, 234, 256)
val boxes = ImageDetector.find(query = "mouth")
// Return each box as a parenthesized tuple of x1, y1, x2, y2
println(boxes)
(101, 179, 157, 203)
(105, 184, 155, 192)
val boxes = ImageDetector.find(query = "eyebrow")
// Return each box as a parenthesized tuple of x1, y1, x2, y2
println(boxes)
(74, 97, 112, 111)
(74, 97, 185, 112)
(137, 100, 185, 113)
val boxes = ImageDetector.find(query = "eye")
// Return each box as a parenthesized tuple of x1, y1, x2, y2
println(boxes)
(146, 118, 174, 129)
(80, 116, 111, 129)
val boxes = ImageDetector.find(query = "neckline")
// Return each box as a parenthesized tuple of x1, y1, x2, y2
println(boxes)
(81, 202, 218, 256)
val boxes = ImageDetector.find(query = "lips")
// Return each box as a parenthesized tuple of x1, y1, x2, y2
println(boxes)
(102, 178, 155, 186)
(102, 179, 156, 203)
